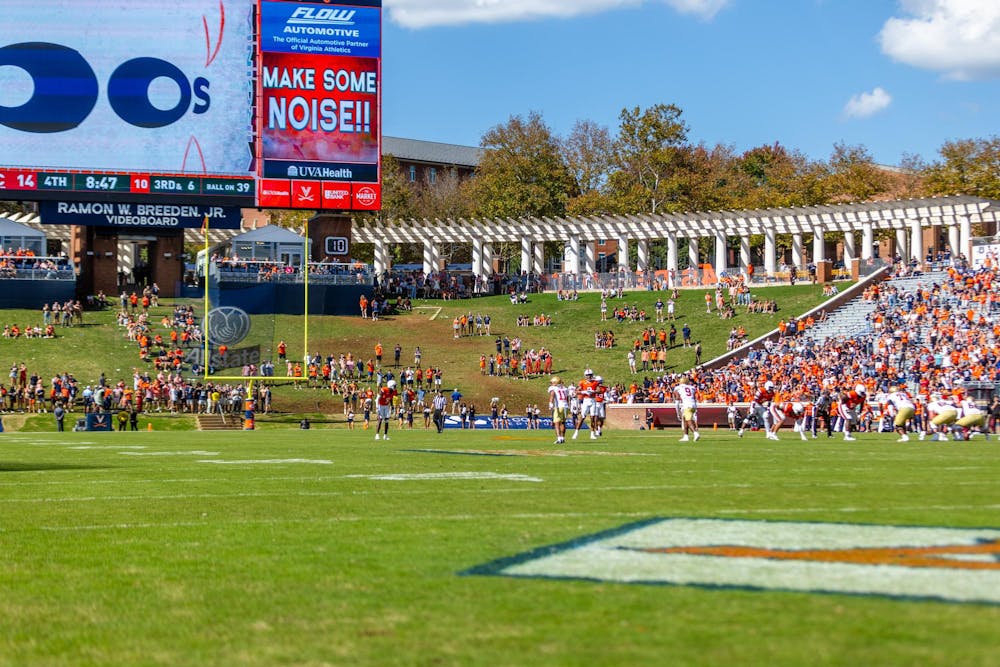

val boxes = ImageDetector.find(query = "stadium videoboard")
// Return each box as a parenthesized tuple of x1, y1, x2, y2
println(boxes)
(0, 0, 381, 212)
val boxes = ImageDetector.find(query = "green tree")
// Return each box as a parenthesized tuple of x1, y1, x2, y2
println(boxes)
(824, 142, 890, 202)
(609, 103, 690, 214)
(350, 154, 416, 264)
(562, 119, 614, 216)
(467, 111, 572, 220)
(922, 137, 1000, 199)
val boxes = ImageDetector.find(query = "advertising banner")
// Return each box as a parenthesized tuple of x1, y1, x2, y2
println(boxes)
(258, 0, 381, 210)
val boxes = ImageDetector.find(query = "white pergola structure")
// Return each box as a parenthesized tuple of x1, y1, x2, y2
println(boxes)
(351, 196, 1000, 278)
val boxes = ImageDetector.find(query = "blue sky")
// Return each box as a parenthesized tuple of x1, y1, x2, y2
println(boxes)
(379, 0, 1000, 166)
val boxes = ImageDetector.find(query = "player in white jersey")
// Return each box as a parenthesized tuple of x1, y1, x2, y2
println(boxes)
(673, 376, 700, 442)
(884, 386, 916, 442)
(955, 390, 989, 440)
(547, 376, 570, 444)
(926, 392, 958, 441)
(767, 401, 807, 441)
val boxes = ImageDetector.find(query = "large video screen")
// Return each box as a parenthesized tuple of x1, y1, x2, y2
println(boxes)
(0, 0, 382, 211)
(0, 0, 257, 205)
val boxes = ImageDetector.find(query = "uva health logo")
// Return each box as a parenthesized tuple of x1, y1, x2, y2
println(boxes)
(0, 42, 210, 133)
(463, 518, 1000, 605)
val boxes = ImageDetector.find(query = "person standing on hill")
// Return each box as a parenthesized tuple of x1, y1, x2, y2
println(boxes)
(53, 403, 65, 432)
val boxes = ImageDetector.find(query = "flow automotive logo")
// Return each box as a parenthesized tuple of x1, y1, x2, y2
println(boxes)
(287, 7, 357, 26)
(462, 518, 1000, 605)
(0, 42, 210, 133)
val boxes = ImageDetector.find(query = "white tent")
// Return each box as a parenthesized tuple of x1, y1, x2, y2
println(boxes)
(225, 225, 310, 264)
(0, 216, 46, 255)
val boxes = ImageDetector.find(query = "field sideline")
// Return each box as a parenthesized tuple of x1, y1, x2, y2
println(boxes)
(2, 428, 999, 666)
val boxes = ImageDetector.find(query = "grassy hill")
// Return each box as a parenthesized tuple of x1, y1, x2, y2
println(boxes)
(0, 282, 842, 421)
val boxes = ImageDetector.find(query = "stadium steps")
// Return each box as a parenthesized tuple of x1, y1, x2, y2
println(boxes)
(196, 414, 244, 431)
(805, 271, 949, 343)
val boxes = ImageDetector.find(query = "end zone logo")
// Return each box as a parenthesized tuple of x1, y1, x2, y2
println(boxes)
(463, 518, 1000, 605)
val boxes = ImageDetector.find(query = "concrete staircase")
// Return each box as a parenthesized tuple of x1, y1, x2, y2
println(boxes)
(804, 271, 948, 343)
(196, 414, 244, 431)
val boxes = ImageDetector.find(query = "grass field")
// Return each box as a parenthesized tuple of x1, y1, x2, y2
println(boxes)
(2, 427, 999, 666)
(0, 282, 839, 415)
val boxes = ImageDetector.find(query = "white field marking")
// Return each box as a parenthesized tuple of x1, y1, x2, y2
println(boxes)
(413, 305, 443, 320)
(33, 512, 653, 533)
(69, 445, 147, 450)
(23, 505, 1000, 533)
(199, 459, 332, 465)
(120, 451, 219, 457)
(343, 472, 543, 482)
(11, 440, 99, 446)
(3, 477, 1000, 496)
(1, 491, 347, 504)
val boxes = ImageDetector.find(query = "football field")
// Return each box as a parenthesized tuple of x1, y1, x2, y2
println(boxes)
(2, 427, 999, 666)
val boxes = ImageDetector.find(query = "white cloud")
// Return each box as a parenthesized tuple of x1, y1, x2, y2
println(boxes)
(879, 0, 1000, 79)
(843, 87, 892, 119)
(384, 0, 729, 29)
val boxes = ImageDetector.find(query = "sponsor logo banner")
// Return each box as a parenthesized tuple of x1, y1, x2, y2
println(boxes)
(463, 518, 1000, 605)
(321, 184, 352, 210)
(185, 345, 260, 371)
(39, 201, 241, 229)
(258, 178, 291, 207)
(260, 1, 381, 57)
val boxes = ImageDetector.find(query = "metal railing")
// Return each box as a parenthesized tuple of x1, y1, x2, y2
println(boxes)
(211, 260, 375, 286)
(0, 256, 75, 282)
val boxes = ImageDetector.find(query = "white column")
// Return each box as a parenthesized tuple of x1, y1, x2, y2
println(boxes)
(792, 234, 803, 269)
(714, 231, 727, 277)
(862, 223, 874, 261)
(617, 237, 629, 271)
(948, 225, 960, 258)
(910, 219, 923, 264)
(687, 237, 699, 269)
(482, 243, 494, 278)
(472, 238, 483, 280)
(813, 225, 825, 263)
(567, 237, 581, 276)
(739, 235, 751, 273)
(520, 237, 532, 274)
(666, 233, 678, 274)
(843, 231, 855, 268)
(960, 217, 972, 259)
(373, 239, 387, 275)
(636, 239, 649, 272)
(764, 227, 776, 276)
(422, 238, 435, 276)
(533, 242, 544, 275)
(895, 228, 908, 261)
(583, 241, 596, 274)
